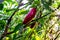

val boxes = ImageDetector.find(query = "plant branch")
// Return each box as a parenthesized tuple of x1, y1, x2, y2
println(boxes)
(3, 11, 53, 36)
(0, 1, 58, 39)
(0, 0, 23, 40)
(3, 12, 59, 40)
(54, 30, 60, 40)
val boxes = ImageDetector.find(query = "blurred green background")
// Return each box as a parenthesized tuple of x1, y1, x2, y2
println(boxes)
(0, 0, 60, 40)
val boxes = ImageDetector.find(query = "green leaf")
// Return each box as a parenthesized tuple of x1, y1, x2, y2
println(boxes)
(17, 9, 29, 15)
(31, 0, 40, 7)
(13, 23, 23, 33)
(5, 0, 12, 2)
(13, 33, 17, 40)
(31, 36, 36, 40)
(41, 0, 52, 10)
(0, 3, 3, 10)
(0, 20, 6, 30)
(52, 2, 58, 8)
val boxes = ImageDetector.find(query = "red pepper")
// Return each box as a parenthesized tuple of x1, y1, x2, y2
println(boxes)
(30, 22, 38, 29)
(30, 22, 36, 28)
(23, 8, 36, 24)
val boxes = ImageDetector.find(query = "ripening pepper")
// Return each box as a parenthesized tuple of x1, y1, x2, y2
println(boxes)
(30, 22, 36, 28)
(23, 8, 36, 24)
(30, 22, 38, 29)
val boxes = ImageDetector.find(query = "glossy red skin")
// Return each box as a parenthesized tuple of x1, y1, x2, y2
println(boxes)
(23, 8, 36, 24)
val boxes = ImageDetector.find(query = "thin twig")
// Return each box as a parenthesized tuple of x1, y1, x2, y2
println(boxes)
(54, 30, 60, 40)
(0, 1, 57, 39)
(44, 18, 59, 40)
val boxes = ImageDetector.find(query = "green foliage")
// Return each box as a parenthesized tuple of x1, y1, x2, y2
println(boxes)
(5, 0, 12, 2)
(31, 0, 40, 8)
(0, 0, 60, 40)
(0, 20, 6, 30)
(0, 3, 3, 10)
(13, 23, 23, 33)
(17, 9, 29, 15)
